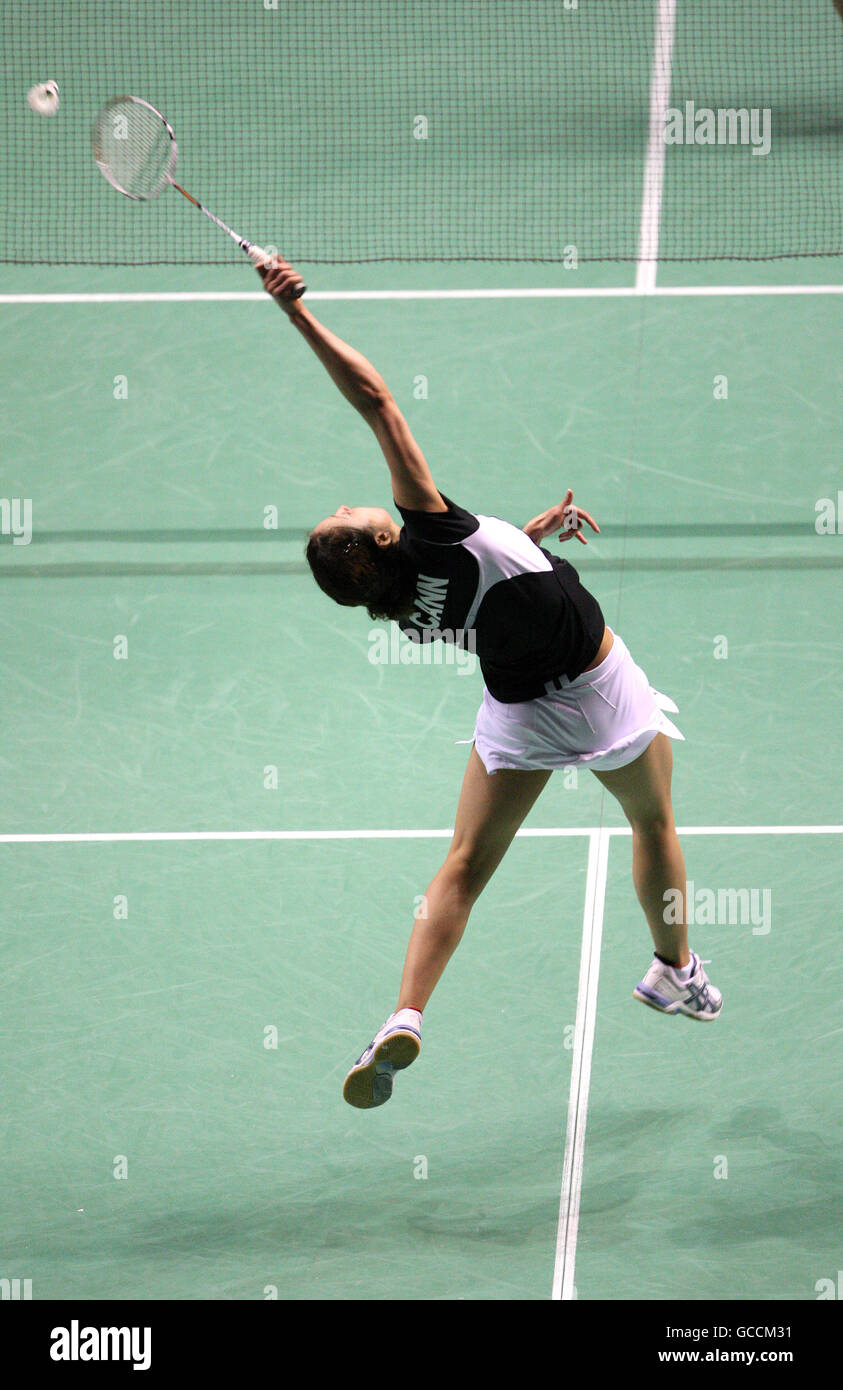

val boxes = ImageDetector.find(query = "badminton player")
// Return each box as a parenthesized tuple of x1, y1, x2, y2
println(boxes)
(256, 256, 722, 1110)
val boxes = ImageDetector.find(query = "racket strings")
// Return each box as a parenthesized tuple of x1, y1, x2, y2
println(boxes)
(93, 99, 175, 200)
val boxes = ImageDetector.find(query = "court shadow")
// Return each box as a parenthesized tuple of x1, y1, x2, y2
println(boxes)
(95, 1188, 558, 1257)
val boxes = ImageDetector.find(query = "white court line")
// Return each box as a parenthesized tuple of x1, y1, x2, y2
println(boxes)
(552, 826, 611, 1301)
(1, 286, 842, 304)
(0, 824, 840, 843)
(548, 815, 843, 1304)
(670, 825, 843, 836)
(1, 815, 838, 1304)
(636, 0, 677, 294)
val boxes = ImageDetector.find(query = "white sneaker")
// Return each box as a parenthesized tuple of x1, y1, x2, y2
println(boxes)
(634, 951, 722, 1021)
(343, 1009, 422, 1109)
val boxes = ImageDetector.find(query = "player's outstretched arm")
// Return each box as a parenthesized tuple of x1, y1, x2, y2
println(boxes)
(257, 256, 445, 513)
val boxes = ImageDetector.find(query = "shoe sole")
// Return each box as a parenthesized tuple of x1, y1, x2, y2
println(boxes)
(342, 1029, 421, 1109)
(633, 986, 722, 1021)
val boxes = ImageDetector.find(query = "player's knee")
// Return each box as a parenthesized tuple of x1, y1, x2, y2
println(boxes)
(629, 805, 675, 841)
(443, 845, 489, 905)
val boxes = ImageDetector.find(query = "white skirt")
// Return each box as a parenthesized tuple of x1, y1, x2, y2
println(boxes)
(472, 630, 684, 774)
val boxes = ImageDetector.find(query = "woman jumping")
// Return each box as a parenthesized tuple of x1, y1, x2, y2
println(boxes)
(256, 255, 723, 1110)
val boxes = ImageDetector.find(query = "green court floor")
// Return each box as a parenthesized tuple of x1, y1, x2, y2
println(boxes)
(1, 254, 840, 1300)
(2, 0, 842, 1303)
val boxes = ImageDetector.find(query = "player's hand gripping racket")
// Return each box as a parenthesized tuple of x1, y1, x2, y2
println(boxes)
(91, 95, 305, 295)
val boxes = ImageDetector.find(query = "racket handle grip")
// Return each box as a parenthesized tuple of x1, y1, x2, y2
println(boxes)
(246, 244, 306, 298)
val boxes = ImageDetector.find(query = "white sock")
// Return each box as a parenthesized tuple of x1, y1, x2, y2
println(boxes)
(671, 955, 696, 983)
(389, 1007, 422, 1030)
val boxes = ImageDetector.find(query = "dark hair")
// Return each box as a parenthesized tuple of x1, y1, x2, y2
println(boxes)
(305, 525, 417, 622)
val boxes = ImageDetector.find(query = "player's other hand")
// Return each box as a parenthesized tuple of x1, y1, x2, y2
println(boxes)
(253, 250, 306, 311)
(523, 489, 600, 546)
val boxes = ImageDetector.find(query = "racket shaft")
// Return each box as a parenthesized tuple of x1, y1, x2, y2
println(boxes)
(171, 180, 305, 296)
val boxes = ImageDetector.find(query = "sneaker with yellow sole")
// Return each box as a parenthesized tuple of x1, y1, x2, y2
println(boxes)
(342, 1008, 422, 1108)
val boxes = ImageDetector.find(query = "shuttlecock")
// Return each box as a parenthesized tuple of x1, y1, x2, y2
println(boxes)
(27, 80, 60, 116)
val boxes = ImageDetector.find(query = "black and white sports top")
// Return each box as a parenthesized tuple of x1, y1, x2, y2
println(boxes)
(396, 494, 605, 703)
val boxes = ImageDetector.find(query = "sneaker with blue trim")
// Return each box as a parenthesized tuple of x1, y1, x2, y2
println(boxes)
(634, 951, 722, 1021)
(343, 1008, 422, 1109)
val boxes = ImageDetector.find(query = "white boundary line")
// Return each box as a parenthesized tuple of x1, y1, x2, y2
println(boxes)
(552, 826, 611, 1301)
(636, 0, 677, 294)
(0, 824, 839, 843)
(1, 286, 842, 304)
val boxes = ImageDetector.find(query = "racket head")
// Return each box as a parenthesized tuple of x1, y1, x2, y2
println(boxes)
(92, 96, 178, 200)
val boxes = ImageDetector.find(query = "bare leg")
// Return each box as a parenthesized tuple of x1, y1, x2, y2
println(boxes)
(396, 748, 551, 1011)
(592, 732, 689, 966)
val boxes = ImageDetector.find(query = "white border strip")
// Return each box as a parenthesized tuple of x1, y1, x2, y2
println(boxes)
(636, 0, 677, 293)
(552, 826, 611, 1300)
(0, 824, 839, 844)
(1, 286, 842, 304)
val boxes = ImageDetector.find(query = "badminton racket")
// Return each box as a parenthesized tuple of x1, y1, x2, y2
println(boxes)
(91, 95, 305, 293)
